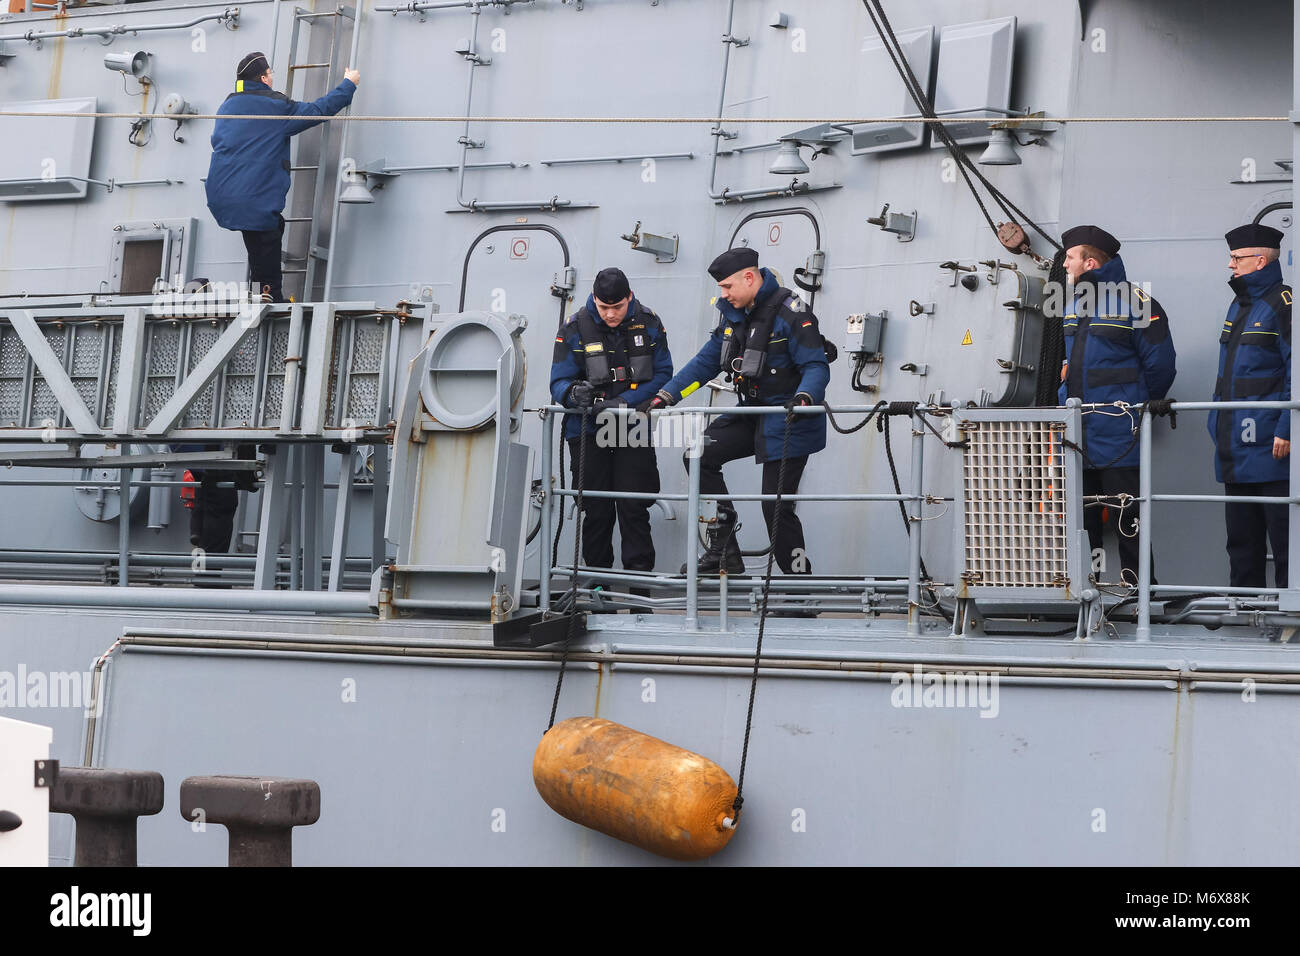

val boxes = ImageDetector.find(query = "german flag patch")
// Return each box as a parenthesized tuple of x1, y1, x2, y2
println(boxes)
(801, 321, 812, 327)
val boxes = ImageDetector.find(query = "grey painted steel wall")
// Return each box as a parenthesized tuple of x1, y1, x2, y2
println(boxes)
(1, 0, 1287, 589)
(65, 612, 1300, 865)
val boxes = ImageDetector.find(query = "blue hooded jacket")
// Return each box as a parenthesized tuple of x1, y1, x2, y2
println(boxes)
(1058, 255, 1177, 470)
(1208, 258, 1292, 484)
(550, 295, 674, 440)
(206, 78, 357, 232)
(662, 268, 830, 462)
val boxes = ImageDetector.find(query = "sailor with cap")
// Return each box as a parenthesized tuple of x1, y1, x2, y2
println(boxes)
(645, 248, 831, 576)
(1058, 224, 1177, 585)
(206, 53, 360, 301)
(550, 268, 674, 580)
(1211, 223, 1292, 589)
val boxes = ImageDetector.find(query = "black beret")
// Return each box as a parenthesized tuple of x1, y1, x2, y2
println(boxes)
(1060, 225, 1121, 258)
(1225, 223, 1284, 250)
(708, 247, 760, 282)
(592, 267, 631, 304)
(237, 52, 270, 81)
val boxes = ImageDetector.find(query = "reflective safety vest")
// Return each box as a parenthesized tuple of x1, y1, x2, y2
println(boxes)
(181, 470, 197, 509)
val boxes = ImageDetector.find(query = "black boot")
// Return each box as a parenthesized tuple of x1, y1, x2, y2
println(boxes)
(691, 511, 745, 576)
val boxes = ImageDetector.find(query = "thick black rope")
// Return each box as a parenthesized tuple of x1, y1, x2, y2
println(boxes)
(732, 408, 795, 821)
(1035, 249, 1069, 406)
(877, 405, 929, 582)
(825, 399, 888, 435)
(863, 0, 1062, 254)
(547, 406, 589, 733)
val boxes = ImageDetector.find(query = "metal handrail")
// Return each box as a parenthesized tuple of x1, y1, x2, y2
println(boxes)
(537, 401, 929, 629)
(1136, 397, 1300, 640)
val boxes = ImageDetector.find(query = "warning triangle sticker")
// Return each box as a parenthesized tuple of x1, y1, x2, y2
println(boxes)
(961, 329, 973, 346)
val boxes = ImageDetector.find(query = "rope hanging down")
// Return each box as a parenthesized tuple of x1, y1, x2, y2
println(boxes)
(732, 408, 796, 821)
(547, 406, 590, 733)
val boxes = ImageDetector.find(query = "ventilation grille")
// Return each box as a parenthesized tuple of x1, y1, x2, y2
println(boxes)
(961, 419, 1069, 588)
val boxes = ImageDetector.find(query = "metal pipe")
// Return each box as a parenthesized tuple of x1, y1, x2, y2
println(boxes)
(268, 0, 284, 73)
(540, 152, 694, 167)
(553, 488, 915, 502)
(0, 584, 371, 613)
(383, 161, 523, 172)
(0, 549, 372, 568)
(321, 0, 367, 302)
(906, 411, 925, 633)
(706, 0, 739, 200)
(117, 464, 129, 588)
(538, 409, 554, 609)
(685, 445, 700, 629)
(0, 7, 240, 44)
(1137, 412, 1153, 640)
(1152, 493, 1297, 505)
(454, 6, 483, 210)
(549, 565, 909, 590)
(374, 0, 530, 13)
(547, 403, 909, 416)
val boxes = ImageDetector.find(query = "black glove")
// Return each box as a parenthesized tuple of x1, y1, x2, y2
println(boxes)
(641, 389, 675, 412)
(566, 381, 595, 409)
(593, 396, 627, 414)
(785, 392, 814, 412)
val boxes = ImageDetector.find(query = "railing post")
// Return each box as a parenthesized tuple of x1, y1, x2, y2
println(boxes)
(539, 409, 554, 610)
(685, 423, 700, 630)
(1137, 411, 1153, 641)
(906, 410, 925, 634)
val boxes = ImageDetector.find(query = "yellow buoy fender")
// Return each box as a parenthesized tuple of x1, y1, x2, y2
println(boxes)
(533, 716, 739, 861)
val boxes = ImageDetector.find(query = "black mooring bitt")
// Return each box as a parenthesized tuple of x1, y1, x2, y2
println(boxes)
(180, 775, 320, 867)
(49, 767, 165, 867)
(493, 610, 587, 648)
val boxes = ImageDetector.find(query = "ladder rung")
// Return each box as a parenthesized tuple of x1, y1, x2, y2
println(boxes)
(294, 9, 342, 18)
(288, 63, 331, 71)
(282, 268, 308, 275)
(282, 217, 312, 223)
(289, 165, 319, 171)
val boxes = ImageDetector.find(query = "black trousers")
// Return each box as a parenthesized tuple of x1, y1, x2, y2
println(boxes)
(1083, 467, 1154, 585)
(1225, 480, 1289, 589)
(189, 473, 239, 554)
(691, 414, 810, 574)
(241, 213, 286, 302)
(568, 433, 659, 571)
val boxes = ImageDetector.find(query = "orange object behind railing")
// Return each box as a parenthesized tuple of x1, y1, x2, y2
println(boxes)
(7, 0, 25, 13)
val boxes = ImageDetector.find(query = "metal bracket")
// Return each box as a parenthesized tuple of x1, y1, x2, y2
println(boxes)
(722, 33, 750, 46)
(938, 261, 976, 287)
(899, 362, 928, 376)
(34, 759, 58, 788)
(866, 203, 916, 242)
(908, 300, 935, 316)
(550, 265, 577, 298)
(493, 610, 586, 648)
(620, 220, 678, 263)
(979, 259, 1019, 284)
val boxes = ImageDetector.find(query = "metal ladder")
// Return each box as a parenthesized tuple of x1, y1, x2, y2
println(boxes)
(280, 4, 356, 303)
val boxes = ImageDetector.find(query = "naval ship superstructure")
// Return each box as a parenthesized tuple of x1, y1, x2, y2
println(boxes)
(0, 0, 1298, 865)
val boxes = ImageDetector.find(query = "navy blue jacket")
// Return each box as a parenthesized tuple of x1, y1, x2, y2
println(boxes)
(206, 78, 357, 232)
(550, 295, 673, 440)
(1058, 255, 1177, 470)
(662, 269, 830, 462)
(1209, 259, 1292, 484)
